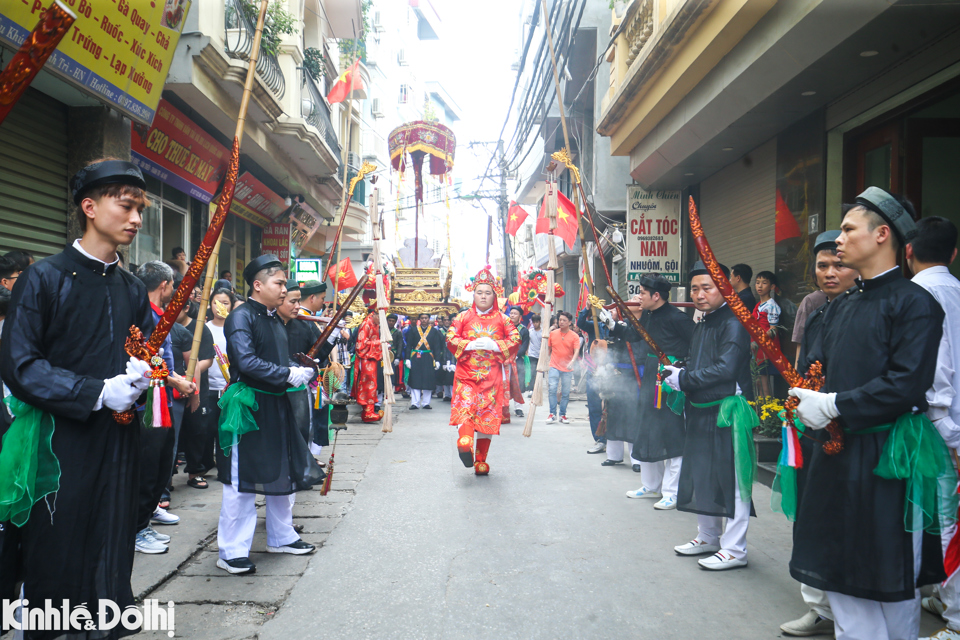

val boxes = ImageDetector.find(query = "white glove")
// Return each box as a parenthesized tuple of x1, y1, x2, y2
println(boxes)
(598, 309, 615, 330)
(434, 361, 440, 370)
(287, 366, 314, 388)
(474, 337, 500, 352)
(125, 357, 152, 391)
(464, 340, 479, 352)
(393, 359, 399, 367)
(448, 363, 456, 372)
(101, 373, 144, 411)
(663, 365, 682, 391)
(788, 388, 839, 430)
(405, 359, 411, 369)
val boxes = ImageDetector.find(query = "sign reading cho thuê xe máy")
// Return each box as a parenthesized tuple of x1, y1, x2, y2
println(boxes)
(0, 0, 191, 125)
(626, 186, 681, 292)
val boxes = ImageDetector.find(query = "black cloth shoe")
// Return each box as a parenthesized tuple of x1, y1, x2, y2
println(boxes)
(409, 405, 419, 410)
(267, 539, 316, 555)
(515, 409, 524, 417)
(217, 557, 256, 575)
(632, 464, 642, 472)
(293, 523, 304, 533)
(423, 405, 433, 410)
(601, 459, 624, 466)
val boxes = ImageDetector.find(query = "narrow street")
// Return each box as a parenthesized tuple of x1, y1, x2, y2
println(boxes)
(133, 397, 946, 639)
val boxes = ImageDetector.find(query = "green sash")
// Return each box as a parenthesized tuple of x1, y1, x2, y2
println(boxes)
(0, 396, 61, 526)
(771, 412, 958, 534)
(653, 354, 685, 416)
(218, 382, 306, 456)
(690, 395, 759, 503)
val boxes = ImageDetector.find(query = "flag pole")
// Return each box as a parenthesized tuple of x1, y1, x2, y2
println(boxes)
(332, 32, 362, 310)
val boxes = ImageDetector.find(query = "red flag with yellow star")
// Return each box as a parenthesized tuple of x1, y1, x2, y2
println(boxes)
(775, 188, 802, 244)
(536, 190, 579, 249)
(505, 201, 529, 236)
(327, 258, 358, 290)
(326, 59, 364, 105)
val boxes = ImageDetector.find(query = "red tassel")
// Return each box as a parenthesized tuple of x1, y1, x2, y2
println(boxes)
(159, 385, 172, 427)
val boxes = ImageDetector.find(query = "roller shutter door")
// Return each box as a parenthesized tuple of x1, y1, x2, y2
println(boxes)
(0, 88, 69, 258)
(699, 138, 776, 276)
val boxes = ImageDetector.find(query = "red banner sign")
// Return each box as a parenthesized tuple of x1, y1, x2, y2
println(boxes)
(231, 172, 287, 228)
(262, 223, 291, 264)
(130, 99, 228, 202)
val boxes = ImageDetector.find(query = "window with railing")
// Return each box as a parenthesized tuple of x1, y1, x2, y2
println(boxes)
(399, 84, 412, 104)
(301, 71, 342, 160)
(224, 0, 286, 98)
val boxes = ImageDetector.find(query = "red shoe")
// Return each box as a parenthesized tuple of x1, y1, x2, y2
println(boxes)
(361, 406, 383, 423)
(474, 460, 490, 475)
(474, 437, 491, 475)
(457, 425, 474, 468)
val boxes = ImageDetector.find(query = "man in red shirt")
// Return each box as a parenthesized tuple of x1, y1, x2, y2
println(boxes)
(546, 311, 579, 424)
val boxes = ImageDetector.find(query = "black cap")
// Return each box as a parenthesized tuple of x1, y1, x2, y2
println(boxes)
(300, 280, 327, 297)
(855, 187, 917, 244)
(639, 274, 671, 295)
(813, 230, 841, 254)
(689, 260, 730, 281)
(243, 254, 283, 285)
(70, 160, 146, 205)
(213, 278, 233, 291)
(286, 282, 301, 293)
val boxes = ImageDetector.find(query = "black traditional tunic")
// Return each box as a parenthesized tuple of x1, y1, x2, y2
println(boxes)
(790, 269, 945, 601)
(404, 324, 443, 390)
(602, 322, 645, 443)
(284, 316, 320, 445)
(0, 246, 152, 639)
(676, 304, 752, 518)
(632, 303, 695, 461)
(219, 298, 323, 494)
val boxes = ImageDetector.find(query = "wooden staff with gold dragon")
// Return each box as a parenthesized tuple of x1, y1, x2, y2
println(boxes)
(687, 196, 843, 454)
(115, 0, 271, 425)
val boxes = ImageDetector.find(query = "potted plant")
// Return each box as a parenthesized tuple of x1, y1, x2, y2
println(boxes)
(751, 395, 784, 463)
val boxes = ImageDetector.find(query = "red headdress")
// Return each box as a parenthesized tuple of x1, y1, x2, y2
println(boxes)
(465, 265, 504, 298)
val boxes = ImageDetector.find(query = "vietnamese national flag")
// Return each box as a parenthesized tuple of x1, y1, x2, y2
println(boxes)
(327, 258, 358, 290)
(505, 201, 529, 236)
(536, 190, 579, 249)
(775, 188, 802, 244)
(326, 59, 364, 104)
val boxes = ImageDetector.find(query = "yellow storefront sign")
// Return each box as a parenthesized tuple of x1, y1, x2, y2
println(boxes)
(0, 0, 191, 125)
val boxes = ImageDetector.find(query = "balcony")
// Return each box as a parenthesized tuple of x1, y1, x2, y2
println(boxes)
(224, 0, 285, 99)
(302, 75, 342, 161)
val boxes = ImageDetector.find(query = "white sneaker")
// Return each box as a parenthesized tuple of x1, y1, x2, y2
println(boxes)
(922, 629, 960, 640)
(559, 415, 570, 424)
(151, 506, 180, 525)
(142, 525, 170, 544)
(587, 442, 606, 454)
(545, 414, 556, 424)
(698, 550, 748, 570)
(674, 537, 720, 556)
(924, 595, 948, 618)
(654, 496, 677, 510)
(625, 486, 661, 499)
(780, 610, 835, 637)
(135, 529, 169, 554)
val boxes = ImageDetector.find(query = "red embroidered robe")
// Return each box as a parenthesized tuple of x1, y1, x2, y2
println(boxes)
(446, 305, 521, 434)
(352, 314, 381, 406)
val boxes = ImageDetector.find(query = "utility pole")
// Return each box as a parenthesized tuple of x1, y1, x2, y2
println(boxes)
(498, 139, 512, 294)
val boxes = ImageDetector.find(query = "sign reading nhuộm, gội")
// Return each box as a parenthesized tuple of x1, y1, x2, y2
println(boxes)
(626, 187, 681, 293)
(0, 0, 191, 125)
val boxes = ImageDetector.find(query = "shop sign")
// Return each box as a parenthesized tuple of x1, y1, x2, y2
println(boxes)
(0, 0, 191, 125)
(230, 172, 286, 228)
(289, 202, 324, 259)
(262, 223, 290, 265)
(626, 187, 681, 291)
(131, 99, 228, 202)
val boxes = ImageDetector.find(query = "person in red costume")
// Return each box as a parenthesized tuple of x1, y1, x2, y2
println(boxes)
(446, 267, 521, 475)
(352, 310, 383, 423)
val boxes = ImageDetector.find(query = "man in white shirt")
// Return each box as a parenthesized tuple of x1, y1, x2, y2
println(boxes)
(525, 314, 542, 396)
(908, 217, 960, 640)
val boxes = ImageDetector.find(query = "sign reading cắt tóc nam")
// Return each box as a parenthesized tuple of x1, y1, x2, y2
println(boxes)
(626, 187, 681, 292)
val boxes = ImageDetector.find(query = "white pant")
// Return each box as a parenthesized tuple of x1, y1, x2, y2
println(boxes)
(309, 442, 323, 456)
(410, 389, 432, 407)
(825, 529, 922, 640)
(218, 442, 298, 560)
(695, 471, 750, 561)
(443, 385, 453, 398)
(639, 456, 682, 500)
(936, 519, 960, 631)
(802, 584, 834, 621)
(606, 440, 641, 466)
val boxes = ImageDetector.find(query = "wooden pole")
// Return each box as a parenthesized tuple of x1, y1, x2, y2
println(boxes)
(183, 0, 268, 382)
(332, 36, 362, 309)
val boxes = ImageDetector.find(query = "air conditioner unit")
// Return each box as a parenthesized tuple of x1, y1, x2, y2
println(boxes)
(371, 97, 383, 118)
(397, 48, 408, 66)
(347, 152, 361, 169)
